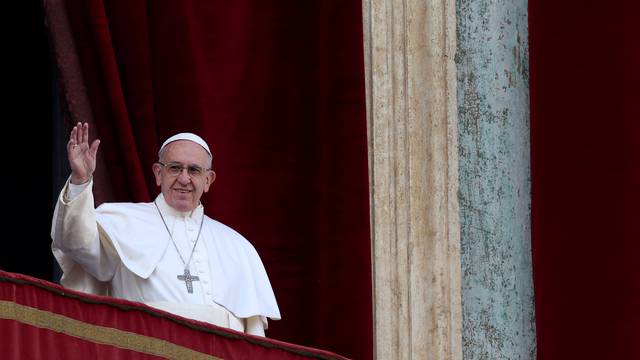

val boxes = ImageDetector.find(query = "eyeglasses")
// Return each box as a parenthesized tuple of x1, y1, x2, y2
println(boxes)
(158, 162, 209, 178)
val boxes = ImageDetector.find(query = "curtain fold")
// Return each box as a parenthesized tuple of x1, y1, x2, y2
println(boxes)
(45, 1, 372, 359)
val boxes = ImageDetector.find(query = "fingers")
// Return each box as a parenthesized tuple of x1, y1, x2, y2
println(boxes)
(90, 139, 101, 156)
(67, 122, 101, 160)
(75, 122, 86, 145)
(82, 122, 89, 144)
(69, 123, 81, 147)
(69, 125, 77, 147)
(68, 128, 78, 155)
(69, 122, 93, 147)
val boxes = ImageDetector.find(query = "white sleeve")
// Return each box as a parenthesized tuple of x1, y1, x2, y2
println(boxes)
(65, 178, 91, 201)
(51, 177, 118, 283)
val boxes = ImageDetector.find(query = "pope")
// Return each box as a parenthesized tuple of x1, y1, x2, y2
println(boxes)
(51, 122, 280, 336)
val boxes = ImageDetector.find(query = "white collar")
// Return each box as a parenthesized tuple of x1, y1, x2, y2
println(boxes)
(154, 193, 204, 220)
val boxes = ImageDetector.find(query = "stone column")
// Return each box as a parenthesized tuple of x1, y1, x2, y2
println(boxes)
(362, 0, 463, 358)
(456, 0, 535, 358)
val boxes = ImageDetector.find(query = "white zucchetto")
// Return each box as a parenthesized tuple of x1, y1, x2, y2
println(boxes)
(159, 133, 212, 158)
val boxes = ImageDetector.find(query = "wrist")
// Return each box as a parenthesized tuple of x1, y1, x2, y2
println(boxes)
(70, 174, 91, 185)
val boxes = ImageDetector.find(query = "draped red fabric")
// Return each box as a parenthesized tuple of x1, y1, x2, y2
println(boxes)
(1, 270, 349, 360)
(45, 1, 372, 359)
(530, 1, 640, 359)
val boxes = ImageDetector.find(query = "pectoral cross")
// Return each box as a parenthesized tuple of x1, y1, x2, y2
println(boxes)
(177, 269, 200, 294)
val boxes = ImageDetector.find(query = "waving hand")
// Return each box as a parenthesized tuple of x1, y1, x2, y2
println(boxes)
(67, 122, 101, 185)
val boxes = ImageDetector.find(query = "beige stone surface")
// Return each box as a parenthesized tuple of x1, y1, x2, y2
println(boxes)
(363, 0, 462, 358)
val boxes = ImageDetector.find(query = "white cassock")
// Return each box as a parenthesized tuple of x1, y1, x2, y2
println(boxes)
(51, 178, 281, 336)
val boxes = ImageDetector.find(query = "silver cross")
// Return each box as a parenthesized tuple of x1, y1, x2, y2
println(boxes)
(177, 269, 200, 294)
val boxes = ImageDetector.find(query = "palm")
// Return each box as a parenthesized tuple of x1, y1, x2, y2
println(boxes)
(69, 143, 96, 176)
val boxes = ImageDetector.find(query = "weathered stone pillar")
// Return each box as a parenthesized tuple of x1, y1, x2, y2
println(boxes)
(456, 0, 535, 358)
(362, 0, 463, 358)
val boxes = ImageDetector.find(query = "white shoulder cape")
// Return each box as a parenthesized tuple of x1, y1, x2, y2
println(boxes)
(52, 185, 280, 321)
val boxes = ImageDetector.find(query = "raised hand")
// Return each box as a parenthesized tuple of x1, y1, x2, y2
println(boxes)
(67, 122, 101, 185)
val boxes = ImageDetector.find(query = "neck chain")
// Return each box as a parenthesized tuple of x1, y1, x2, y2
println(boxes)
(154, 200, 205, 293)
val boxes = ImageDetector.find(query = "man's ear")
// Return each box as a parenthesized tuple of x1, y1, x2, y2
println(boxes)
(203, 171, 216, 193)
(152, 163, 162, 186)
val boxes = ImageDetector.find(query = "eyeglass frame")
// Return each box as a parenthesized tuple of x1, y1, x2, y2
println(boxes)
(157, 161, 211, 178)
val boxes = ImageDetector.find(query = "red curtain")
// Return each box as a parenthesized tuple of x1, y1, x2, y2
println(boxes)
(45, 1, 372, 359)
(530, 1, 640, 359)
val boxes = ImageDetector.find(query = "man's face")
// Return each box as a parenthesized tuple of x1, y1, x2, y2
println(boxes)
(152, 140, 215, 212)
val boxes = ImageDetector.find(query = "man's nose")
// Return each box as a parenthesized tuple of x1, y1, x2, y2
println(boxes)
(177, 168, 192, 183)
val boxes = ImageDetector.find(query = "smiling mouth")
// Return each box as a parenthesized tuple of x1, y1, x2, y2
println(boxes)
(174, 189, 192, 194)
